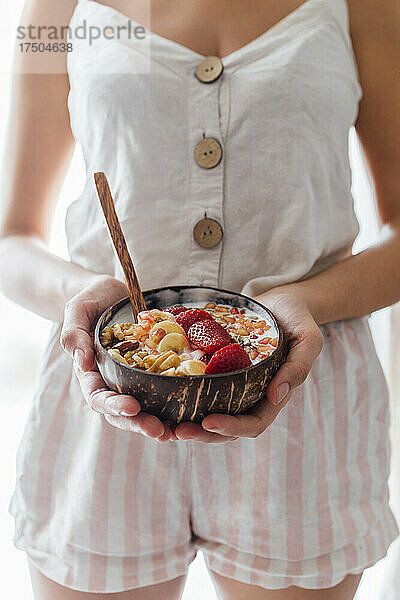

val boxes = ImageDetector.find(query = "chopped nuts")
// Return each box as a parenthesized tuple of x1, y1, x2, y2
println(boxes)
(131, 354, 144, 367)
(112, 340, 139, 353)
(100, 326, 114, 347)
(107, 348, 129, 365)
(111, 323, 125, 340)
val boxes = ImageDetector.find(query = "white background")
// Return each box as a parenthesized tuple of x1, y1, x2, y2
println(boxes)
(0, 2, 396, 598)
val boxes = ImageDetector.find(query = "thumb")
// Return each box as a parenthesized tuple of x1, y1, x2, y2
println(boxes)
(267, 323, 323, 406)
(60, 297, 95, 372)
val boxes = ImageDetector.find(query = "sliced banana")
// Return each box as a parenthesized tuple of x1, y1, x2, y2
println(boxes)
(107, 348, 129, 365)
(145, 351, 175, 373)
(149, 320, 186, 337)
(162, 367, 177, 376)
(159, 353, 181, 372)
(176, 360, 206, 376)
(158, 333, 188, 354)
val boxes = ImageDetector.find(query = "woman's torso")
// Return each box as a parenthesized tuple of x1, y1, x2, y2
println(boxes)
(66, 0, 361, 295)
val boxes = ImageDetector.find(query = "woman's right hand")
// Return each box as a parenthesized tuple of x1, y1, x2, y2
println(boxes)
(60, 274, 175, 441)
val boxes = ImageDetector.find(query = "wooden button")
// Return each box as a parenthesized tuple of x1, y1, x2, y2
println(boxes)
(193, 218, 223, 249)
(195, 56, 224, 83)
(194, 138, 222, 169)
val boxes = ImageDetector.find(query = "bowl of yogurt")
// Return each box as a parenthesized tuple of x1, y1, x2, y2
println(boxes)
(94, 286, 288, 423)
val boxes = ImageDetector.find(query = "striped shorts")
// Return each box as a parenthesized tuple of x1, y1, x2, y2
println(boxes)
(9, 316, 399, 592)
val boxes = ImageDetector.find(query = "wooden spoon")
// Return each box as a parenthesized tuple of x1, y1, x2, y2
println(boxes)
(94, 172, 147, 320)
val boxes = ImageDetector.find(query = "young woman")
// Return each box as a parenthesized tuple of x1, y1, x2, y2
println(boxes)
(1, 0, 399, 598)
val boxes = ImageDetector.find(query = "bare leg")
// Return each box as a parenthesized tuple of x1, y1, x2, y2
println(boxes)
(209, 569, 362, 600)
(28, 559, 188, 600)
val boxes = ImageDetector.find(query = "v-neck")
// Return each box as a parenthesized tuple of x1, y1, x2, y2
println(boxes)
(85, 0, 320, 64)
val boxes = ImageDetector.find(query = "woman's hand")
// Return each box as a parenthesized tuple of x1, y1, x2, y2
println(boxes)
(174, 288, 323, 443)
(60, 274, 176, 442)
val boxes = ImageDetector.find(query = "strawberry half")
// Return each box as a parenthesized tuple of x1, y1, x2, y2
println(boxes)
(176, 308, 213, 332)
(187, 319, 232, 355)
(164, 305, 188, 316)
(205, 343, 252, 374)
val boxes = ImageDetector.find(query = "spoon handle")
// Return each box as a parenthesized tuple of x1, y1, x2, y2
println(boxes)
(94, 172, 147, 319)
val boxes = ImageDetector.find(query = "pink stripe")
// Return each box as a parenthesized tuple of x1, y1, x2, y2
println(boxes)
(175, 450, 194, 546)
(193, 446, 222, 541)
(327, 323, 358, 571)
(63, 382, 86, 589)
(149, 443, 175, 582)
(312, 347, 334, 587)
(221, 440, 245, 577)
(217, 545, 239, 579)
(121, 544, 191, 590)
(251, 554, 272, 577)
(175, 443, 192, 545)
(122, 433, 147, 588)
(285, 384, 304, 574)
(88, 421, 117, 591)
(344, 322, 376, 564)
(315, 551, 335, 588)
(375, 358, 393, 554)
(251, 428, 272, 562)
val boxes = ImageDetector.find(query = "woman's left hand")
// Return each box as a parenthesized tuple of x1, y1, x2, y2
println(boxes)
(174, 288, 324, 443)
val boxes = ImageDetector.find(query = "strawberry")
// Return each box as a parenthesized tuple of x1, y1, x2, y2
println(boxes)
(205, 343, 252, 374)
(187, 319, 232, 355)
(164, 305, 188, 316)
(176, 308, 213, 332)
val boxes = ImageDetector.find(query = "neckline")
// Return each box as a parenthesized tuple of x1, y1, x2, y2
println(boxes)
(85, 0, 320, 63)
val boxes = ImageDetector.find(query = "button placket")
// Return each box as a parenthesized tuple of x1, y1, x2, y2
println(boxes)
(188, 70, 225, 287)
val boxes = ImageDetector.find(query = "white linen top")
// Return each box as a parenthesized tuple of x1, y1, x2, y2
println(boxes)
(67, 0, 362, 296)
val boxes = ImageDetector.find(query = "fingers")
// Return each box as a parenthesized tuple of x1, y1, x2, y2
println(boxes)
(175, 421, 239, 443)
(202, 412, 262, 438)
(60, 298, 94, 372)
(103, 412, 165, 438)
(74, 362, 170, 439)
(74, 362, 141, 416)
(267, 323, 323, 406)
(202, 393, 292, 438)
(157, 423, 178, 442)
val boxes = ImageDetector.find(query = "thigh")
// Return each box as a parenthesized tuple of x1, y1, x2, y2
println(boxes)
(209, 570, 362, 600)
(28, 559, 188, 600)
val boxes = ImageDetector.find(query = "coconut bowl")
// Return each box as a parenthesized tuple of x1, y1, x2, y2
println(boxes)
(94, 286, 288, 424)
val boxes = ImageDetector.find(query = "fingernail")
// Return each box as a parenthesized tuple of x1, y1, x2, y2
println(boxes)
(274, 382, 290, 405)
(119, 411, 137, 417)
(73, 348, 85, 371)
(130, 425, 151, 437)
(204, 426, 222, 433)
